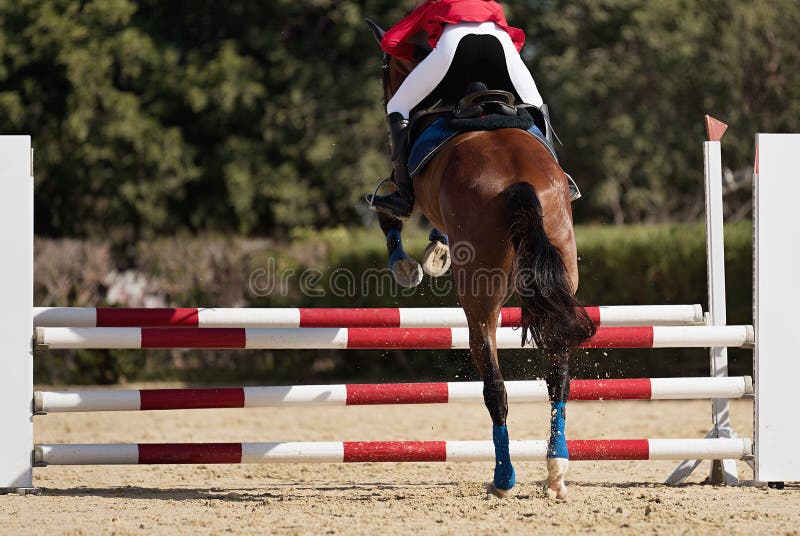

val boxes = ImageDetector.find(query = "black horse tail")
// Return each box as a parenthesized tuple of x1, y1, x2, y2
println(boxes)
(503, 183, 596, 355)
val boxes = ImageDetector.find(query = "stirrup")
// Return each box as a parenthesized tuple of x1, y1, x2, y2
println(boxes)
(366, 184, 414, 219)
(366, 194, 413, 220)
(566, 173, 582, 202)
(367, 176, 395, 210)
(366, 179, 413, 220)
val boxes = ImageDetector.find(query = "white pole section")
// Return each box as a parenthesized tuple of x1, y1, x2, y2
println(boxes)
(754, 133, 800, 483)
(0, 136, 35, 493)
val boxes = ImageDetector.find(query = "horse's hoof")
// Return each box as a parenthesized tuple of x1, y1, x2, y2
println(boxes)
(391, 256, 423, 288)
(545, 458, 569, 500)
(486, 482, 512, 498)
(421, 239, 451, 277)
(544, 481, 568, 500)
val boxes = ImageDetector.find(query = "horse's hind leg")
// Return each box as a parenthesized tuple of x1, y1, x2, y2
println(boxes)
(421, 228, 451, 277)
(545, 353, 570, 500)
(379, 213, 422, 288)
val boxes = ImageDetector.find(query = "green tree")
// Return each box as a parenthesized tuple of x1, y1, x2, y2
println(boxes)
(513, 0, 800, 223)
(2, 1, 798, 237)
(1, 0, 415, 239)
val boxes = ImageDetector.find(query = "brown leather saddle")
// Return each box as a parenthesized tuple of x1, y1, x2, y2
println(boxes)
(453, 89, 518, 118)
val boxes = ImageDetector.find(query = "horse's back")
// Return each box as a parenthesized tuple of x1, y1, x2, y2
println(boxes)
(417, 128, 573, 238)
(415, 128, 579, 290)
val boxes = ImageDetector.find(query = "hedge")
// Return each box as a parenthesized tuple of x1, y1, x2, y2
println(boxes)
(34, 221, 753, 385)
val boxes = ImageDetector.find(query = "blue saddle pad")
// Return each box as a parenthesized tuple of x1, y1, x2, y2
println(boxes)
(408, 118, 547, 177)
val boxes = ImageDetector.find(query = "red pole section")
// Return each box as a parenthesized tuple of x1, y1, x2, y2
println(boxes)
(568, 439, 650, 460)
(346, 383, 450, 405)
(97, 308, 200, 327)
(580, 326, 654, 348)
(346, 328, 454, 349)
(343, 441, 448, 462)
(138, 443, 242, 464)
(140, 328, 246, 348)
(299, 308, 401, 327)
(140, 388, 246, 410)
(569, 379, 652, 400)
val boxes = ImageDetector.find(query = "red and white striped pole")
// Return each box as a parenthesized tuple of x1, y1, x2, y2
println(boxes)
(34, 377, 753, 413)
(34, 438, 752, 465)
(33, 304, 705, 328)
(34, 325, 754, 350)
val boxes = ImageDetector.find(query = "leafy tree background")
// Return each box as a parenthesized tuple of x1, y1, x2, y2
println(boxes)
(2, 0, 798, 241)
(520, 0, 799, 224)
(3, 0, 789, 384)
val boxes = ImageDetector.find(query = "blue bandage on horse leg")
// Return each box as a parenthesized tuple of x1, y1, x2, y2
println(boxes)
(428, 228, 449, 245)
(547, 401, 569, 459)
(386, 228, 407, 268)
(492, 424, 516, 490)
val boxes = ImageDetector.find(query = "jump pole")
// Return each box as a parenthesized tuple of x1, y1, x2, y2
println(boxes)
(34, 376, 754, 413)
(33, 325, 754, 350)
(34, 438, 752, 466)
(32, 304, 705, 328)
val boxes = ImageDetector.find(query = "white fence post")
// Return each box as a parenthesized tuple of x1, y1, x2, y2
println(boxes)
(666, 116, 739, 485)
(754, 133, 800, 483)
(0, 136, 35, 493)
(703, 120, 739, 485)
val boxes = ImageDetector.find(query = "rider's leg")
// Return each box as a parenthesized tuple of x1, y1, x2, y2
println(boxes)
(367, 112, 413, 219)
(370, 24, 475, 219)
(371, 23, 517, 219)
(386, 23, 491, 118)
(492, 28, 580, 201)
(489, 27, 544, 107)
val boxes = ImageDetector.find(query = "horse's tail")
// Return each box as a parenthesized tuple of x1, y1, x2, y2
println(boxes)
(503, 183, 596, 355)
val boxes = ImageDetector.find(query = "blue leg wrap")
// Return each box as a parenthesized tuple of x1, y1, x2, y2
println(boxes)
(428, 228, 449, 245)
(386, 228, 407, 268)
(492, 425, 516, 490)
(547, 401, 569, 459)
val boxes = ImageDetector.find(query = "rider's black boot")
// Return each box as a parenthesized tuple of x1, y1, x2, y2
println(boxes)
(367, 112, 414, 220)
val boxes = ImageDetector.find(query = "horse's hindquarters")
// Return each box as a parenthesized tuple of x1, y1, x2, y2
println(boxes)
(412, 129, 591, 498)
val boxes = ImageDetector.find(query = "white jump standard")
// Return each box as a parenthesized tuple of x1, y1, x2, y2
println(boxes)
(0, 136, 34, 493)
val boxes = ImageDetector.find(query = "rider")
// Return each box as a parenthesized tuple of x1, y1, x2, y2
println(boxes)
(367, 0, 551, 220)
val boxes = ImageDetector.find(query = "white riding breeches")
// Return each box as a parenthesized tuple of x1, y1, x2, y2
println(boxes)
(386, 22, 544, 118)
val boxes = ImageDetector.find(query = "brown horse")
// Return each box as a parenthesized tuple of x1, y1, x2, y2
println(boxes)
(368, 22, 595, 498)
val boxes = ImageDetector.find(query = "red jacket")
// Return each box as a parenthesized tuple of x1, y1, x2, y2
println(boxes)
(380, 0, 525, 61)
